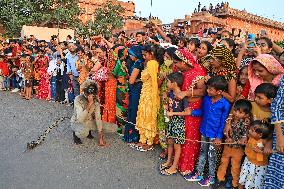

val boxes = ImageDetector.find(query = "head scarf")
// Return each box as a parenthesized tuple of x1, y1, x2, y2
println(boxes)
(248, 54, 284, 100)
(198, 54, 213, 72)
(114, 46, 128, 60)
(211, 45, 237, 81)
(174, 49, 197, 67)
(112, 46, 129, 78)
(240, 57, 253, 69)
(174, 49, 207, 90)
(128, 45, 143, 61)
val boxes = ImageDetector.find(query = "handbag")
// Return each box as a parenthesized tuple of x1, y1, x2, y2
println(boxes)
(92, 59, 108, 81)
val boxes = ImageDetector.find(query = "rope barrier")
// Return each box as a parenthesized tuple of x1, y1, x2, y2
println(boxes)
(114, 114, 278, 153)
(25, 102, 278, 154)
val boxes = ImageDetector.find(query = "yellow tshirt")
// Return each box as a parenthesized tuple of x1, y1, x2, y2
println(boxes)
(251, 102, 271, 121)
(245, 137, 268, 166)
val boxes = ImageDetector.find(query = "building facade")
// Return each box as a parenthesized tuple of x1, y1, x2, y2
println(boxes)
(78, 0, 135, 23)
(187, 5, 284, 41)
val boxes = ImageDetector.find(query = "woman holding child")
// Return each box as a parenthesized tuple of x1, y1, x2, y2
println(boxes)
(170, 48, 207, 175)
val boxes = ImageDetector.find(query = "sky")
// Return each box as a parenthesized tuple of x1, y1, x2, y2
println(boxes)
(121, 0, 284, 24)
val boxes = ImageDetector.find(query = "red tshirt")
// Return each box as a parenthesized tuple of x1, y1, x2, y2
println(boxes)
(0, 61, 9, 76)
(12, 45, 21, 67)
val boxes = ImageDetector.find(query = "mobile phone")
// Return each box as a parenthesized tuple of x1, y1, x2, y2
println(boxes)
(247, 34, 256, 49)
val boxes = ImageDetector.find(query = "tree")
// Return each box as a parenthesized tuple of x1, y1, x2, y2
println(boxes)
(275, 41, 284, 48)
(0, 0, 33, 37)
(0, 0, 82, 37)
(79, 2, 125, 38)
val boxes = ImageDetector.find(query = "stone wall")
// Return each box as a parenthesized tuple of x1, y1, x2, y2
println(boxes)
(79, 0, 135, 23)
(21, 25, 74, 42)
(225, 17, 284, 41)
(189, 10, 284, 41)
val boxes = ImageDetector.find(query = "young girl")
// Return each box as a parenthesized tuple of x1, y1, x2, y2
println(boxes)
(236, 66, 248, 99)
(216, 99, 252, 188)
(32, 62, 41, 97)
(22, 55, 33, 100)
(75, 48, 88, 92)
(157, 47, 175, 159)
(187, 38, 200, 59)
(67, 78, 75, 105)
(159, 72, 190, 176)
(239, 120, 272, 189)
(135, 44, 164, 152)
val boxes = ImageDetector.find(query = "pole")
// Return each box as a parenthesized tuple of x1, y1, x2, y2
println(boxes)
(150, 0, 152, 18)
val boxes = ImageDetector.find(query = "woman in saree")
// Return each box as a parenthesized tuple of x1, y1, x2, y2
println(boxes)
(101, 46, 120, 124)
(112, 46, 129, 135)
(170, 48, 207, 175)
(209, 45, 238, 103)
(265, 75, 284, 189)
(36, 50, 50, 100)
(197, 41, 213, 72)
(90, 46, 108, 114)
(135, 44, 164, 152)
(157, 47, 176, 159)
(124, 45, 144, 144)
(241, 54, 284, 100)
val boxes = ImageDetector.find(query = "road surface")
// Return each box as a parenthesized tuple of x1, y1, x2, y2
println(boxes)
(0, 91, 202, 189)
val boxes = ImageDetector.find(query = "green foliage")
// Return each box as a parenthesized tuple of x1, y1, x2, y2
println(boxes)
(0, 0, 81, 37)
(77, 2, 125, 38)
(0, 0, 125, 38)
(275, 41, 284, 48)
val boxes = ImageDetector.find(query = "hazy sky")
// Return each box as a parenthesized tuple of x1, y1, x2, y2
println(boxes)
(122, 0, 284, 24)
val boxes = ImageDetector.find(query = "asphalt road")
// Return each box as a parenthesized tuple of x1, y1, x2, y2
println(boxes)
(0, 91, 202, 189)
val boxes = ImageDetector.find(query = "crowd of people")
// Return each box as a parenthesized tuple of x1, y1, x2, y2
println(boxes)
(0, 22, 284, 189)
(194, 1, 230, 14)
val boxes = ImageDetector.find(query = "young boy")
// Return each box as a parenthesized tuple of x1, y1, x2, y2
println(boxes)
(185, 76, 231, 187)
(159, 72, 191, 175)
(252, 83, 277, 121)
(215, 99, 252, 189)
(0, 56, 10, 91)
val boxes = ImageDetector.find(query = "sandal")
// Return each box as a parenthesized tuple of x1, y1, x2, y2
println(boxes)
(136, 146, 154, 152)
(136, 146, 147, 152)
(159, 164, 171, 171)
(160, 169, 177, 176)
(127, 143, 137, 149)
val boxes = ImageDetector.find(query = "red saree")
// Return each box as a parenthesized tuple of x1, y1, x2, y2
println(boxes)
(178, 59, 207, 174)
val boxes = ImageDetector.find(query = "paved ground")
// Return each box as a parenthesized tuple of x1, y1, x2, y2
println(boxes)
(0, 91, 202, 189)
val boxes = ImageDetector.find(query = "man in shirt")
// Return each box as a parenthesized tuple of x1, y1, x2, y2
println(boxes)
(66, 42, 80, 97)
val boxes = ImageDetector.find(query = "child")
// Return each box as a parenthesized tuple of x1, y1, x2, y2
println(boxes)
(47, 58, 59, 102)
(0, 56, 10, 91)
(236, 66, 248, 99)
(67, 77, 75, 106)
(252, 83, 277, 121)
(159, 72, 190, 176)
(32, 62, 41, 97)
(215, 99, 252, 189)
(75, 48, 88, 92)
(22, 54, 33, 100)
(186, 38, 200, 58)
(185, 76, 231, 187)
(239, 120, 272, 189)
